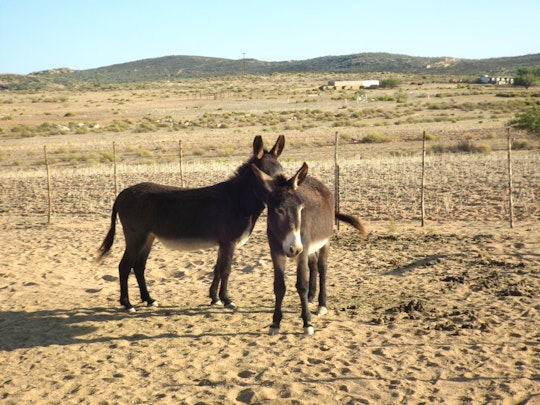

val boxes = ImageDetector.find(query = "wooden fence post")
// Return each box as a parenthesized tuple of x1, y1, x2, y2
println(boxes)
(421, 131, 426, 227)
(179, 140, 185, 188)
(44, 146, 52, 224)
(113, 141, 118, 196)
(334, 131, 340, 231)
(507, 128, 514, 228)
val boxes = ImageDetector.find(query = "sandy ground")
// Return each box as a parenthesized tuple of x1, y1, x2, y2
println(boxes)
(1, 109, 539, 404)
(1, 208, 539, 404)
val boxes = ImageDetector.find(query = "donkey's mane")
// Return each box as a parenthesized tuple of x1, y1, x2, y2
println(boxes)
(230, 148, 281, 182)
(231, 155, 261, 180)
(271, 174, 289, 188)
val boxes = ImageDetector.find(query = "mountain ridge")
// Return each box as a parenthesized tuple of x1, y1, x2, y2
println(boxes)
(2, 52, 539, 89)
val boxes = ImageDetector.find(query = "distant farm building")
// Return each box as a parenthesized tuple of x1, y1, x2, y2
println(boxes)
(477, 75, 514, 85)
(322, 80, 380, 90)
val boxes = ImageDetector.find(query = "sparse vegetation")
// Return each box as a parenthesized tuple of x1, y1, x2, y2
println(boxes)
(513, 67, 540, 89)
(508, 107, 540, 136)
(361, 132, 392, 143)
(428, 140, 492, 155)
(1, 73, 538, 171)
(108, 119, 132, 132)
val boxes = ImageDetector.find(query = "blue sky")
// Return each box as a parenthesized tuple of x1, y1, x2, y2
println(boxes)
(1, 0, 539, 74)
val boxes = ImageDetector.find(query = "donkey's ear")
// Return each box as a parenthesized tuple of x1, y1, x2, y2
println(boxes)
(251, 163, 274, 193)
(253, 135, 264, 159)
(269, 135, 285, 158)
(289, 162, 308, 191)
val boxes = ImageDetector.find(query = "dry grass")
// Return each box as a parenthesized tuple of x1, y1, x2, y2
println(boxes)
(0, 74, 539, 224)
(1, 75, 539, 405)
(1, 75, 538, 153)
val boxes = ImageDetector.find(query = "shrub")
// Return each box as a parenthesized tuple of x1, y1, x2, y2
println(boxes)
(11, 124, 36, 138)
(407, 132, 435, 141)
(218, 146, 235, 156)
(453, 140, 477, 153)
(508, 107, 540, 137)
(512, 140, 534, 150)
(475, 144, 492, 155)
(133, 121, 157, 133)
(427, 144, 446, 154)
(108, 119, 131, 132)
(395, 89, 408, 103)
(76, 126, 88, 134)
(429, 141, 491, 155)
(100, 152, 115, 163)
(390, 149, 408, 157)
(136, 148, 152, 158)
(380, 78, 401, 88)
(361, 132, 391, 143)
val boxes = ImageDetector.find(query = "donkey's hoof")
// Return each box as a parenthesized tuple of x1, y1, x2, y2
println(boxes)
(317, 306, 328, 316)
(127, 307, 137, 313)
(304, 326, 315, 335)
(148, 301, 159, 307)
(211, 299, 223, 306)
(269, 326, 280, 336)
(224, 302, 237, 310)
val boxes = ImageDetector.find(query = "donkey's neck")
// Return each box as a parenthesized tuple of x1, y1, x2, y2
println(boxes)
(227, 163, 266, 215)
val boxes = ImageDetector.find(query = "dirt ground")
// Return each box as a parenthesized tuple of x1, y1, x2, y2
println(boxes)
(1, 80, 539, 404)
(0, 213, 538, 404)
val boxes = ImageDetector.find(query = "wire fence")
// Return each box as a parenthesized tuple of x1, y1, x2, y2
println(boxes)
(1, 137, 539, 227)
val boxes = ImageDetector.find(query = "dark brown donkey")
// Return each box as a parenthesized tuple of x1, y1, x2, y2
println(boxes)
(252, 162, 366, 335)
(98, 135, 285, 312)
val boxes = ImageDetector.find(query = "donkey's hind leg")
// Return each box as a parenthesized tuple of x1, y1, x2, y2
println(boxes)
(316, 244, 329, 316)
(133, 235, 156, 307)
(119, 252, 135, 312)
(307, 252, 318, 304)
(119, 235, 154, 312)
(296, 253, 314, 335)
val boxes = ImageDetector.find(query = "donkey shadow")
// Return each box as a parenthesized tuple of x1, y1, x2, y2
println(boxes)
(384, 254, 447, 276)
(0, 304, 275, 351)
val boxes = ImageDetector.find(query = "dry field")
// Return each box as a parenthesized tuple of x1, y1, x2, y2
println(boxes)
(1, 75, 539, 404)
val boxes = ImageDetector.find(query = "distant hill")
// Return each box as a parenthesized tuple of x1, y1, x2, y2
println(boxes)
(1, 52, 540, 90)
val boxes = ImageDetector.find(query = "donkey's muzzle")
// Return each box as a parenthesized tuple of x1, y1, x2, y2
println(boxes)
(286, 244, 303, 258)
(283, 230, 303, 258)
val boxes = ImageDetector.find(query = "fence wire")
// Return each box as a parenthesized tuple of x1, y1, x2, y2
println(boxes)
(1, 140, 539, 225)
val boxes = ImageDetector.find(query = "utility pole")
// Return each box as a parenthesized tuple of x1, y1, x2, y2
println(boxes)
(242, 53, 246, 76)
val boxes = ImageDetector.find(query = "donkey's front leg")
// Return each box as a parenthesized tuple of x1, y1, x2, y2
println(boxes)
(209, 244, 236, 309)
(296, 254, 314, 335)
(269, 253, 287, 335)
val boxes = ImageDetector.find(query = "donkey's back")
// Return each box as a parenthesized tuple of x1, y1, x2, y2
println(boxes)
(114, 181, 229, 250)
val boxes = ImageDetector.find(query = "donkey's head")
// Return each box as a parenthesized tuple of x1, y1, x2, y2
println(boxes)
(252, 162, 309, 258)
(251, 135, 285, 177)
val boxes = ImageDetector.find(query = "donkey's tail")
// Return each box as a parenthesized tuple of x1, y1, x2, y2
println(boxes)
(336, 213, 367, 236)
(97, 201, 118, 260)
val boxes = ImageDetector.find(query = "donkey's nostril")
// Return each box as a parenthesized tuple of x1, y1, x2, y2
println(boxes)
(289, 245, 303, 257)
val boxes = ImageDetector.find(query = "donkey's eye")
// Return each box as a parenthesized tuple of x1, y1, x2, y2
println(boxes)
(275, 207, 286, 217)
